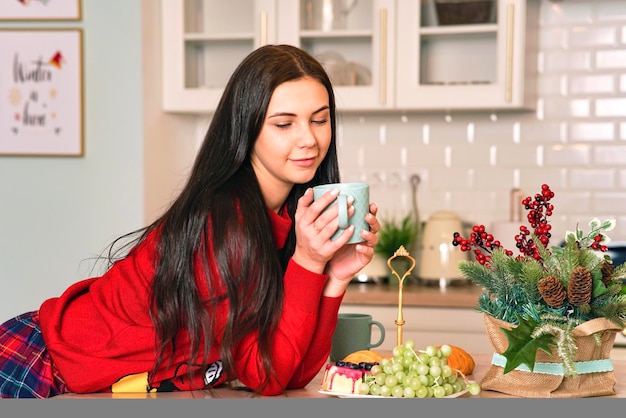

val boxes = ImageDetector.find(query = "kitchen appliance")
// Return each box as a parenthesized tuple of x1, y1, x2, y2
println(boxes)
(417, 210, 469, 288)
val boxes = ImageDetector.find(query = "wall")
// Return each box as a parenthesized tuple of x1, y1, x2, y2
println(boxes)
(337, 0, 626, 246)
(0, 0, 144, 321)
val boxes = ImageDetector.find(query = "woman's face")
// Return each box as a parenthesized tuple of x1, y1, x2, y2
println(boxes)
(251, 77, 332, 206)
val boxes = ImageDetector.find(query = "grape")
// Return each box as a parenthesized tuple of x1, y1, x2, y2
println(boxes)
(439, 344, 453, 357)
(374, 373, 386, 386)
(433, 386, 446, 398)
(358, 382, 370, 395)
(425, 345, 439, 357)
(384, 375, 399, 388)
(391, 386, 404, 398)
(379, 385, 392, 397)
(357, 341, 482, 398)
(468, 382, 481, 396)
(403, 387, 416, 398)
(429, 365, 442, 378)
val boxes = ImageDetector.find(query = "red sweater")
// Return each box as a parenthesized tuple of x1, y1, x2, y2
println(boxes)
(39, 209, 342, 395)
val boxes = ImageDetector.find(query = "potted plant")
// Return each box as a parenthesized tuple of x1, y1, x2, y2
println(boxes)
(374, 213, 421, 282)
(452, 184, 626, 397)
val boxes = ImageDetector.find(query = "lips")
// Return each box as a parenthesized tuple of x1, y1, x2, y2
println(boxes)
(291, 157, 317, 167)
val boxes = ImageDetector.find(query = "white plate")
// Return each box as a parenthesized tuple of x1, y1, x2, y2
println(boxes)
(318, 387, 469, 399)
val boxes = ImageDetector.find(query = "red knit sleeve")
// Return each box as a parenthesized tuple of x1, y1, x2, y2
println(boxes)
(231, 259, 339, 395)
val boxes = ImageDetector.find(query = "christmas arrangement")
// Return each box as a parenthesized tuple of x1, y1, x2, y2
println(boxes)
(452, 184, 626, 379)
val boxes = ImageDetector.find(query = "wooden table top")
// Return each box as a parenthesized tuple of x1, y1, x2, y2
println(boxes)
(57, 353, 626, 399)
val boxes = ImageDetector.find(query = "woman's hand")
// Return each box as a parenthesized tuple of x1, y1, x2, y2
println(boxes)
(292, 187, 356, 274)
(291, 187, 380, 297)
(323, 202, 379, 297)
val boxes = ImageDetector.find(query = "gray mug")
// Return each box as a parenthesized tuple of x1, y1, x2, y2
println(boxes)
(330, 313, 385, 362)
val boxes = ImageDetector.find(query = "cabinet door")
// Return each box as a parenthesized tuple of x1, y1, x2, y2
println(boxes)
(278, 0, 396, 111)
(395, 0, 538, 111)
(161, 0, 277, 113)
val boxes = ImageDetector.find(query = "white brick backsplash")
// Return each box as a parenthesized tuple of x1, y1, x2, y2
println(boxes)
(594, 145, 626, 164)
(570, 122, 615, 141)
(596, 98, 626, 117)
(539, 27, 567, 49)
(543, 97, 591, 118)
(519, 168, 569, 191)
(570, 26, 617, 47)
(544, 144, 591, 166)
(550, 191, 593, 215)
(540, 1, 593, 25)
(519, 120, 563, 143)
(333, 1, 626, 241)
(596, 49, 626, 69)
(569, 168, 616, 188)
(592, 192, 626, 213)
(494, 144, 540, 167)
(538, 74, 567, 96)
(570, 74, 615, 94)
(544, 50, 592, 72)
(597, 1, 626, 22)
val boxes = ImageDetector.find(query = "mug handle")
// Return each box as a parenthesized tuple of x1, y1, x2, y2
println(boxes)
(367, 320, 386, 349)
(337, 194, 348, 229)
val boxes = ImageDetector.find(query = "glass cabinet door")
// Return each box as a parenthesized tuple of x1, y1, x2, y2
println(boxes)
(396, 0, 537, 111)
(279, 0, 396, 111)
(162, 0, 276, 113)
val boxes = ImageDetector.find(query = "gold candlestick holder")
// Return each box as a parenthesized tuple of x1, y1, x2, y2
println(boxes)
(387, 245, 416, 347)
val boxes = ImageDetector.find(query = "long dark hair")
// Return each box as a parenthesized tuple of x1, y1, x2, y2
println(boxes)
(125, 45, 339, 392)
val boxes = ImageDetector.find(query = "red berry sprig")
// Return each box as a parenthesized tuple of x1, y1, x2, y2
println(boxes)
(452, 225, 514, 266)
(452, 184, 611, 266)
(590, 233, 608, 252)
(515, 184, 555, 260)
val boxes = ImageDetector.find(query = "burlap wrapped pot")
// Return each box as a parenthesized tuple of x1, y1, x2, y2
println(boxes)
(481, 314, 622, 398)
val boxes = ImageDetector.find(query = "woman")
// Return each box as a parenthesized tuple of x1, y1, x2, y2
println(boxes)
(0, 44, 379, 398)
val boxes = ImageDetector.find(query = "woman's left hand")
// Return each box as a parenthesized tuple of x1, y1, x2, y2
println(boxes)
(323, 202, 380, 297)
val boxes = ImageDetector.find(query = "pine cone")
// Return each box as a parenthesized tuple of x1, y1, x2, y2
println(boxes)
(568, 266, 592, 306)
(601, 260, 615, 287)
(538, 276, 567, 308)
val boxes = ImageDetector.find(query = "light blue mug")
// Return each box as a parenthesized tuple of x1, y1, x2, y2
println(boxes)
(312, 182, 370, 244)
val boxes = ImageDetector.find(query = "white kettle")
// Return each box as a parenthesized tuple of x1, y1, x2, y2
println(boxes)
(417, 211, 468, 285)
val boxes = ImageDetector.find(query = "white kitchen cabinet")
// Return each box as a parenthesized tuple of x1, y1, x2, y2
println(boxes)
(161, 0, 394, 113)
(161, 0, 538, 113)
(161, 0, 277, 112)
(395, 0, 539, 111)
(339, 304, 492, 354)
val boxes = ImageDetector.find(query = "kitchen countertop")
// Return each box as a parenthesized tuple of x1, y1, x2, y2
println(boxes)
(341, 279, 484, 308)
(57, 353, 626, 398)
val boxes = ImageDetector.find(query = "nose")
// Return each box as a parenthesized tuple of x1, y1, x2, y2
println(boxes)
(298, 123, 317, 148)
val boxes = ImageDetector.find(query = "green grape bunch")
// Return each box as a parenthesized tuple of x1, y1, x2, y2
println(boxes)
(357, 340, 481, 398)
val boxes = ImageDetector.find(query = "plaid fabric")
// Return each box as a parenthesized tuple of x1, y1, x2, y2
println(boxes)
(0, 311, 69, 398)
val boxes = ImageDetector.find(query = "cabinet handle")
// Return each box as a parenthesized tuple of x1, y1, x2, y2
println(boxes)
(260, 11, 268, 46)
(505, 3, 514, 103)
(379, 8, 387, 106)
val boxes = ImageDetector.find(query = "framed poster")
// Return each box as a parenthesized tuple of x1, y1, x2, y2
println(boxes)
(0, 29, 83, 156)
(0, 0, 81, 21)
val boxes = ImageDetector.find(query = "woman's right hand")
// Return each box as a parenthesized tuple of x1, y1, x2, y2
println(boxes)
(291, 187, 356, 275)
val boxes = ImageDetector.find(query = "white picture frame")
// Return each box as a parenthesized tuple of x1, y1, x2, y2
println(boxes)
(0, 29, 83, 156)
(0, 0, 81, 21)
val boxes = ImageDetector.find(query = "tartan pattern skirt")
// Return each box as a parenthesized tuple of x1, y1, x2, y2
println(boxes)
(0, 311, 69, 398)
